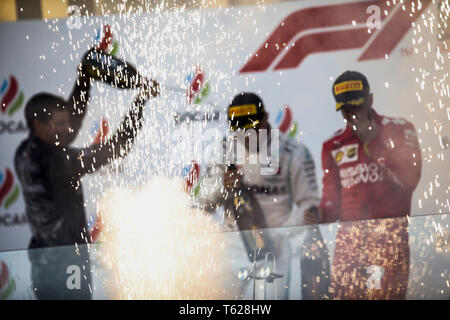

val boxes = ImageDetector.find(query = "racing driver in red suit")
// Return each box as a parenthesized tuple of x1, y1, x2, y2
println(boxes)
(304, 71, 422, 299)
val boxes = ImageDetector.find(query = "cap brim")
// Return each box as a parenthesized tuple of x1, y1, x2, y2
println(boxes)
(336, 97, 366, 111)
(230, 119, 260, 131)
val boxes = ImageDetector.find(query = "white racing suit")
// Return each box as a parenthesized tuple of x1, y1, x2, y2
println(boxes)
(197, 134, 319, 299)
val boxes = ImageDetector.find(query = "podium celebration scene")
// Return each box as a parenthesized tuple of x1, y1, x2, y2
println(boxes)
(0, 0, 449, 304)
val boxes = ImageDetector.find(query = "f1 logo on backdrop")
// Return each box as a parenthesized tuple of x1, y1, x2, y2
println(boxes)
(240, 0, 432, 73)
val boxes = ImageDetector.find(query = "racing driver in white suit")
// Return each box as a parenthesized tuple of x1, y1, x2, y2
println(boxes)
(196, 92, 320, 299)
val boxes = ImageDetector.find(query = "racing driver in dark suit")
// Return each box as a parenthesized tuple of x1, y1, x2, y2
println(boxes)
(14, 49, 159, 299)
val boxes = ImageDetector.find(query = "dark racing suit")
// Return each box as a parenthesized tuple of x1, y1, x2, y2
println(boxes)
(14, 76, 149, 299)
(319, 111, 422, 299)
(15, 78, 148, 248)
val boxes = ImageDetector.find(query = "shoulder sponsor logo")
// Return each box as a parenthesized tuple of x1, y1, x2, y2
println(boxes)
(347, 146, 357, 159)
(240, 0, 432, 73)
(404, 128, 419, 148)
(332, 144, 359, 165)
(335, 150, 344, 164)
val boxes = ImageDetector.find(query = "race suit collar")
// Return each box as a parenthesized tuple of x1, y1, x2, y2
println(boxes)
(29, 132, 59, 149)
(343, 109, 382, 140)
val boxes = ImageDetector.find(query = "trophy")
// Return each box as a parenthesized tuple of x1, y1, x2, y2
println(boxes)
(223, 164, 276, 263)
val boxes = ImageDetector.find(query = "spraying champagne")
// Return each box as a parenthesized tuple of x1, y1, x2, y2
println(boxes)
(80, 48, 159, 96)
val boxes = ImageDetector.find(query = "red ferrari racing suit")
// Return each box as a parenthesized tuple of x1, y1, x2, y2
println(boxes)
(319, 111, 422, 299)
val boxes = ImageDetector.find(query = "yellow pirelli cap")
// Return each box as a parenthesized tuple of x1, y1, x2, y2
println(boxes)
(228, 92, 265, 130)
(333, 71, 370, 111)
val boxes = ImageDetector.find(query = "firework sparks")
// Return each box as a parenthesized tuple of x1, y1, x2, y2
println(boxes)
(96, 177, 235, 299)
(409, 0, 450, 214)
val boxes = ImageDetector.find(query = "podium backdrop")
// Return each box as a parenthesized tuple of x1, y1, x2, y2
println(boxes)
(0, 0, 448, 250)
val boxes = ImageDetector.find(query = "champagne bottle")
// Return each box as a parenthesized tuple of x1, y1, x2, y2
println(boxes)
(300, 207, 331, 299)
(223, 164, 275, 262)
(81, 48, 154, 92)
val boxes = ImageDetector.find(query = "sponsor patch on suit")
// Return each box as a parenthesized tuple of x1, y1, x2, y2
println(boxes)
(331, 144, 359, 165)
